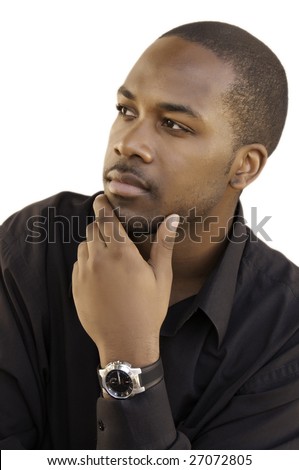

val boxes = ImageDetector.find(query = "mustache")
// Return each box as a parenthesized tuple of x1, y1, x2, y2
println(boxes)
(104, 163, 158, 193)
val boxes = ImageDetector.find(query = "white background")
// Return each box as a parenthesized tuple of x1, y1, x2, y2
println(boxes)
(0, 0, 298, 265)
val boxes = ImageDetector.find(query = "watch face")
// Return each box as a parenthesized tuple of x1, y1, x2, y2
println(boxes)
(105, 369, 134, 398)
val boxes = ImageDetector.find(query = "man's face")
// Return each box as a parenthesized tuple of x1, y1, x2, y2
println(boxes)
(103, 36, 237, 234)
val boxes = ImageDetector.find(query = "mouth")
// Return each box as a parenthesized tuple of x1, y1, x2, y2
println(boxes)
(105, 169, 150, 198)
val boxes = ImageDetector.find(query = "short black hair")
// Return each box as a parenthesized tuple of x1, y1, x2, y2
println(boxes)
(160, 21, 288, 156)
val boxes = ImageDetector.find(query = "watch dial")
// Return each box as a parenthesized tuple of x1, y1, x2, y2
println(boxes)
(106, 370, 134, 398)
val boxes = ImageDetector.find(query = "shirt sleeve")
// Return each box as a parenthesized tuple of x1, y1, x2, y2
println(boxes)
(0, 233, 47, 450)
(0, 274, 42, 449)
(96, 379, 191, 449)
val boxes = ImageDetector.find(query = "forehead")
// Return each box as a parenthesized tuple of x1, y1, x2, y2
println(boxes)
(122, 36, 236, 107)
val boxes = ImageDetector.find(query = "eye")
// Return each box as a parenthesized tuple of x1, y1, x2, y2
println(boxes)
(161, 118, 192, 133)
(116, 104, 136, 118)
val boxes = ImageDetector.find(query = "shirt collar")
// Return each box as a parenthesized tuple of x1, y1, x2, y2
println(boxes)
(161, 202, 248, 347)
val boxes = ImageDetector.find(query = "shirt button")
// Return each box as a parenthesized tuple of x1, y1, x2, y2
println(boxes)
(98, 420, 105, 431)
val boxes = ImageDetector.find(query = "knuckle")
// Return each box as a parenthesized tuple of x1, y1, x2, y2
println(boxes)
(78, 240, 87, 254)
(72, 260, 78, 276)
(110, 242, 135, 261)
(160, 236, 174, 251)
(88, 253, 102, 271)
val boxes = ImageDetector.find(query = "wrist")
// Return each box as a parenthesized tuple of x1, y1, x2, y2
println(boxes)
(98, 357, 164, 400)
(98, 341, 160, 368)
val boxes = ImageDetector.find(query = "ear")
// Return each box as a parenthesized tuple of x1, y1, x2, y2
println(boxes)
(229, 144, 268, 191)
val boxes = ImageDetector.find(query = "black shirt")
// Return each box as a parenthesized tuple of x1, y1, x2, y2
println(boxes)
(0, 191, 299, 450)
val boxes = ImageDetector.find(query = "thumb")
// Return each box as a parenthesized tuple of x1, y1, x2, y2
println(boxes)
(149, 214, 180, 279)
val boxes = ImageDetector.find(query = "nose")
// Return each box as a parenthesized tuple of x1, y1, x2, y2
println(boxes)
(113, 122, 154, 163)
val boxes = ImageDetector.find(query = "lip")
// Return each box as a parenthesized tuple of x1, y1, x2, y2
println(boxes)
(106, 170, 150, 198)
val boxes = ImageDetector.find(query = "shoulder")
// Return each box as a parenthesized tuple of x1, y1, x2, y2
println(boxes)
(1, 190, 100, 238)
(240, 227, 299, 300)
(0, 191, 100, 266)
(1, 191, 97, 234)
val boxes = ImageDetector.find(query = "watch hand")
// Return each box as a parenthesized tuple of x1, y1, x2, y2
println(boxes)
(117, 371, 121, 384)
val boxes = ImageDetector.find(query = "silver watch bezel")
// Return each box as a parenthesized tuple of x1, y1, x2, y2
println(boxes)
(99, 361, 145, 399)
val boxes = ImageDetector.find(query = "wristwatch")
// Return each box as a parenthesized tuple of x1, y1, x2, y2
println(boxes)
(98, 358, 163, 399)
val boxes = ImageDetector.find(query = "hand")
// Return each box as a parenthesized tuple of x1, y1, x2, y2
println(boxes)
(72, 194, 179, 367)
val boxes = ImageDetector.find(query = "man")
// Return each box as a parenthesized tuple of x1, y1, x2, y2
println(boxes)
(0, 21, 298, 450)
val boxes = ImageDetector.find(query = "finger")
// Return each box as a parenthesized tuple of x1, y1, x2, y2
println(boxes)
(149, 214, 180, 279)
(77, 240, 89, 261)
(72, 260, 79, 277)
(93, 194, 132, 248)
(86, 221, 107, 246)
(72, 260, 79, 294)
(85, 222, 110, 265)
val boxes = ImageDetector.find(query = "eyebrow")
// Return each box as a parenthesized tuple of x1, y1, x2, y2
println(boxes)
(157, 102, 200, 119)
(117, 85, 201, 120)
(117, 85, 135, 100)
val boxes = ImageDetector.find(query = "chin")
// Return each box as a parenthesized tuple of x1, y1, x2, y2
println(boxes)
(103, 188, 168, 236)
(126, 214, 164, 237)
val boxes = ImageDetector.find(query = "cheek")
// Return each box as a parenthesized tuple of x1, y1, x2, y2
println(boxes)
(164, 147, 213, 182)
(166, 149, 231, 203)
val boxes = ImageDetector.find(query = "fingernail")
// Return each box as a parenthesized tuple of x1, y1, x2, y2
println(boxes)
(168, 214, 180, 230)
